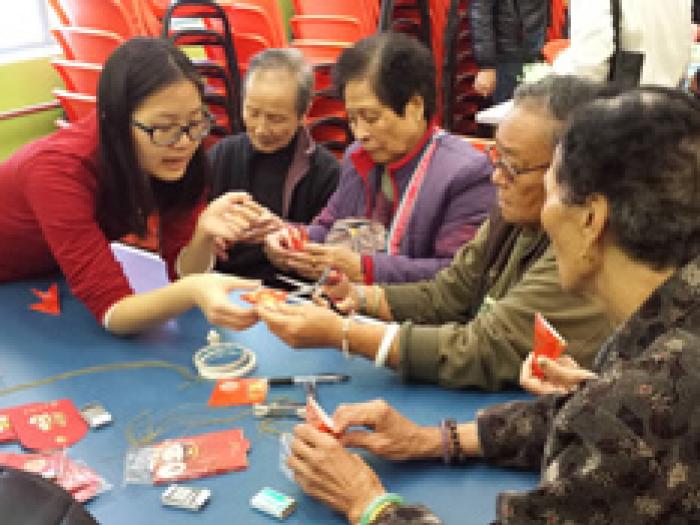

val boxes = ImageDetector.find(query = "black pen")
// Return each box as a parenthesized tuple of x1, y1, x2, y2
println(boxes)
(266, 373, 350, 386)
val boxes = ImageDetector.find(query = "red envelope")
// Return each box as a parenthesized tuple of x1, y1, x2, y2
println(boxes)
(207, 378, 268, 407)
(151, 428, 250, 484)
(241, 288, 288, 307)
(306, 396, 340, 437)
(0, 410, 17, 443)
(0, 452, 64, 478)
(11, 399, 88, 451)
(532, 312, 567, 379)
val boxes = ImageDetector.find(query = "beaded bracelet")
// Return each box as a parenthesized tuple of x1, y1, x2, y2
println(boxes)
(442, 418, 463, 465)
(358, 493, 405, 525)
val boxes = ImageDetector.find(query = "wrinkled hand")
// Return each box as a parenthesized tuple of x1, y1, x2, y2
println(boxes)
(187, 273, 260, 330)
(287, 243, 362, 282)
(256, 301, 343, 348)
(289, 424, 385, 524)
(333, 399, 436, 461)
(474, 69, 497, 98)
(520, 353, 598, 395)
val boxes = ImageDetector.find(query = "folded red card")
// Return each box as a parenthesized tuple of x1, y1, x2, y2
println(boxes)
(0, 452, 63, 478)
(208, 378, 268, 407)
(10, 399, 88, 450)
(288, 225, 308, 251)
(532, 312, 567, 379)
(151, 428, 250, 484)
(0, 409, 17, 443)
(241, 288, 287, 307)
(29, 283, 61, 315)
(306, 396, 341, 438)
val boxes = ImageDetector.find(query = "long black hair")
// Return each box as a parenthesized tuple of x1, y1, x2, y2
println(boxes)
(96, 37, 208, 238)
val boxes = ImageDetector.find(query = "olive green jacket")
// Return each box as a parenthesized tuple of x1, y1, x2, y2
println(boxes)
(384, 218, 614, 391)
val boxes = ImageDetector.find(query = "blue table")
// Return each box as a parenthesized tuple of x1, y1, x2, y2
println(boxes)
(0, 244, 538, 524)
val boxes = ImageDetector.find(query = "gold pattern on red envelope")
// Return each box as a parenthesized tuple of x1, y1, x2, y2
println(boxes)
(151, 428, 250, 484)
(0, 410, 16, 443)
(532, 312, 567, 379)
(11, 400, 88, 450)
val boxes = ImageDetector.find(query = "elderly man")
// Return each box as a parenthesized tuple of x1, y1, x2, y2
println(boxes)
(258, 75, 616, 391)
(208, 48, 340, 284)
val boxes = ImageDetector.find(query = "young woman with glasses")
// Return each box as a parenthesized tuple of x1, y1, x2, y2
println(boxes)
(0, 38, 263, 335)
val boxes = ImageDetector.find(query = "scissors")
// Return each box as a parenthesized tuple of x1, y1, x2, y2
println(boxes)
(276, 269, 343, 313)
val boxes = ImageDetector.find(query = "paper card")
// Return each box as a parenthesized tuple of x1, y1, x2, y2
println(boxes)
(532, 312, 567, 379)
(287, 225, 308, 251)
(306, 396, 340, 438)
(151, 428, 250, 484)
(208, 378, 269, 407)
(29, 283, 61, 315)
(0, 410, 17, 443)
(241, 288, 288, 307)
(0, 451, 64, 479)
(11, 399, 88, 451)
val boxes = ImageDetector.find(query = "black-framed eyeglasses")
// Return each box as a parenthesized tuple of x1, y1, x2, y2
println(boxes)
(132, 111, 214, 147)
(486, 145, 550, 182)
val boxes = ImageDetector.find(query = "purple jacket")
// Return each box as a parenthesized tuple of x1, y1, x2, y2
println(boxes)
(307, 127, 495, 283)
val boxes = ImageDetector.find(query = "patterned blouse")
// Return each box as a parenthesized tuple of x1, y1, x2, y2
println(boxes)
(375, 256, 700, 524)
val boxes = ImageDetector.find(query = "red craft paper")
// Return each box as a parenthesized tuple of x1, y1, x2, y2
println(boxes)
(241, 288, 287, 307)
(151, 428, 250, 484)
(0, 409, 17, 443)
(207, 378, 268, 407)
(11, 399, 88, 451)
(0, 452, 64, 478)
(532, 312, 567, 379)
(306, 396, 341, 438)
(288, 225, 308, 251)
(29, 283, 61, 315)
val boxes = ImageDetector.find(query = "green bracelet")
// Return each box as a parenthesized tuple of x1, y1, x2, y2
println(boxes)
(358, 493, 405, 525)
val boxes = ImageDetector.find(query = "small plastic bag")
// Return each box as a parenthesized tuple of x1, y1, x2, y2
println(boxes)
(279, 433, 295, 482)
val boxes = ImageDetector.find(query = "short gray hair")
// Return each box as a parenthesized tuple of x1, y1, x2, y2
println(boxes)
(244, 48, 314, 117)
(513, 75, 621, 144)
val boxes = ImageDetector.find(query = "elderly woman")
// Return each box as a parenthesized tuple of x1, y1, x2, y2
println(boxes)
(285, 87, 700, 524)
(265, 32, 495, 285)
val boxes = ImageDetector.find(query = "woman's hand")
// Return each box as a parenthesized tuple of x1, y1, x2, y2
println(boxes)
(186, 273, 260, 330)
(288, 423, 386, 525)
(197, 192, 261, 246)
(313, 272, 358, 315)
(256, 301, 343, 348)
(333, 399, 440, 461)
(519, 353, 598, 395)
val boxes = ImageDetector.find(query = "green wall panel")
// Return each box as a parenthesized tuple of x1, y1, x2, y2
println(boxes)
(0, 57, 62, 161)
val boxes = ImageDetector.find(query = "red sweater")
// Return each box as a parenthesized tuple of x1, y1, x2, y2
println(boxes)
(0, 113, 201, 323)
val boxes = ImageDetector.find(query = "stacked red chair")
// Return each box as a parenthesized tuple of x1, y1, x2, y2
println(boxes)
(290, 0, 380, 157)
(440, 0, 488, 135)
(161, 0, 244, 136)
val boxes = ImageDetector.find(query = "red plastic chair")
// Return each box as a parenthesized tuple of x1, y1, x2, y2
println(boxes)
(294, 0, 377, 33)
(292, 40, 351, 66)
(234, 0, 288, 46)
(308, 94, 346, 120)
(51, 27, 124, 63)
(51, 59, 103, 95)
(216, 3, 283, 48)
(290, 15, 364, 41)
(48, 0, 138, 39)
(203, 32, 270, 75)
(53, 90, 97, 122)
